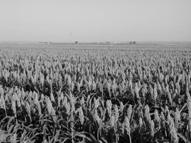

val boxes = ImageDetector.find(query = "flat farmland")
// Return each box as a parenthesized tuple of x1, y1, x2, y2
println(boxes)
(0, 42, 191, 143)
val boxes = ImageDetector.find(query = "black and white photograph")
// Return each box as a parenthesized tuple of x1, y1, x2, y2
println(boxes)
(0, 0, 191, 142)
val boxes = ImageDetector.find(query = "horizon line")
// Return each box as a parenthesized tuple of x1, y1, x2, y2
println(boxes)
(0, 40, 191, 44)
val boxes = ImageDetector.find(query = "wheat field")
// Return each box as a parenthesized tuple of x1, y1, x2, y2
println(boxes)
(0, 42, 191, 143)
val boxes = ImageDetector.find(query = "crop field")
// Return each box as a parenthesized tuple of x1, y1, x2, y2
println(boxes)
(0, 42, 191, 143)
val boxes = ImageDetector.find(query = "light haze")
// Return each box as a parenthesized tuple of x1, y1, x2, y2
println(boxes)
(0, 0, 191, 42)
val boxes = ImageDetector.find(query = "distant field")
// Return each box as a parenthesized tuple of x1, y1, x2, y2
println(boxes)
(0, 42, 191, 57)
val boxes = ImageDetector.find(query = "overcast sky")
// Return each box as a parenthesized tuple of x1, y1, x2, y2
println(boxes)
(0, 0, 191, 42)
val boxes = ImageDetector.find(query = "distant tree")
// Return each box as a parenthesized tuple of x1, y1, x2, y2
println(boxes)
(105, 41, 111, 44)
(75, 41, 78, 44)
(129, 41, 136, 45)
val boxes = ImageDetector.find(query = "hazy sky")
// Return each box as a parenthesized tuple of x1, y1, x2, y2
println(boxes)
(0, 0, 191, 42)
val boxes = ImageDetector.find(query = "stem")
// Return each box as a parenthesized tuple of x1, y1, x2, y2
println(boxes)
(180, 103, 186, 113)
(71, 107, 74, 143)
(115, 133, 119, 143)
(129, 133, 132, 143)
(71, 115, 74, 143)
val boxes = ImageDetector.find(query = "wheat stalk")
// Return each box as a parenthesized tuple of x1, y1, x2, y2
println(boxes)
(168, 113, 179, 143)
(123, 116, 131, 143)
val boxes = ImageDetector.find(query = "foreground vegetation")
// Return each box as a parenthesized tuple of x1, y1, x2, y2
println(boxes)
(0, 44, 191, 142)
